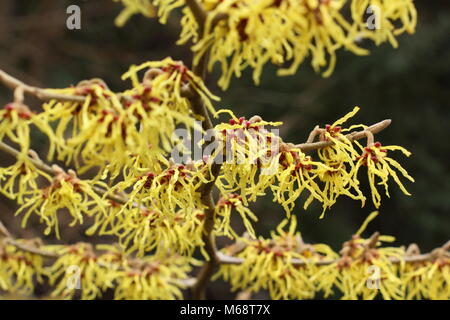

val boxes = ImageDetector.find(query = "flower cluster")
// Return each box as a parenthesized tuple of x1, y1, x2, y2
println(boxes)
(215, 216, 338, 299)
(0, 87, 415, 287)
(214, 109, 282, 202)
(116, 0, 417, 89)
(213, 107, 413, 220)
(109, 157, 210, 214)
(0, 0, 439, 302)
(84, 156, 213, 256)
(215, 193, 258, 239)
(353, 139, 414, 208)
(89, 205, 206, 257)
(15, 166, 108, 239)
(0, 152, 47, 204)
(216, 213, 450, 300)
(113, 0, 156, 27)
(0, 101, 55, 153)
(0, 239, 47, 295)
(269, 144, 331, 215)
(47, 243, 113, 300)
(38, 58, 218, 179)
(113, 251, 196, 300)
(401, 244, 450, 300)
(45, 244, 196, 300)
(314, 233, 406, 300)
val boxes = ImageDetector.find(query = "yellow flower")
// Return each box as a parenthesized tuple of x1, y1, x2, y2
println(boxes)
(277, 0, 369, 78)
(0, 152, 51, 204)
(84, 199, 125, 236)
(42, 80, 135, 174)
(313, 212, 405, 300)
(177, 0, 417, 89)
(63, 104, 144, 176)
(270, 145, 330, 215)
(326, 235, 405, 300)
(0, 102, 33, 152)
(353, 140, 414, 208)
(215, 193, 258, 239)
(351, 0, 417, 48)
(95, 206, 205, 257)
(114, 253, 197, 300)
(122, 57, 219, 117)
(0, 238, 47, 295)
(214, 109, 282, 203)
(153, 0, 185, 24)
(316, 153, 366, 212)
(401, 244, 450, 300)
(15, 166, 109, 239)
(113, 0, 156, 27)
(47, 243, 116, 300)
(0, 102, 56, 154)
(108, 157, 211, 218)
(315, 107, 366, 214)
(215, 216, 338, 299)
(41, 60, 219, 179)
(113, 1, 417, 88)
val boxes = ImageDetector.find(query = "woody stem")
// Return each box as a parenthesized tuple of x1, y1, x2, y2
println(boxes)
(0, 141, 127, 204)
(183, 0, 222, 300)
(216, 239, 449, 266)
(295, 119, 391, 152)
(0, 68, 84, 102)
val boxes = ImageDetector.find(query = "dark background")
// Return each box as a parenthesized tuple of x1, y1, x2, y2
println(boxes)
(0, 0, 448, 299)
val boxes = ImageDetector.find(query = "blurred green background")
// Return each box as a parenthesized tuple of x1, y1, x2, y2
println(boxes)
(0, 0, 448, 299)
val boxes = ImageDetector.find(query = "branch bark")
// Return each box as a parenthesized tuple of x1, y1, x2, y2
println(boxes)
(187, 92, 222, 299)
(294, 119, 392, 152)
(0, 141, 127, 204)
(183, 0, 224, 299)
(0, 69, 85, 102)
(216, 242, 448, 266)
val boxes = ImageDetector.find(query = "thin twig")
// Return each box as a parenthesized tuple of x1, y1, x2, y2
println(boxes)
(294, 119, 392, 152)
(216, 243, 448, 267)
(0, 220, 12, 238)
(3, 238, 59, 258)
(0, 69, 85, 102)
(183, 0, 223, 299)
(0, 141, 54, 173)
(0, 141, 127, 204)
(188, 97, 221, 298)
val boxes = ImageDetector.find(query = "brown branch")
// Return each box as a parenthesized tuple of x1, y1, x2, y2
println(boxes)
(216, 241, 449, 266)
(0, 68, 85, 102)
(0, 219, 58, 258)
(294, 119, 392, 152)
(0, 141, 54, 174)
(0, 220, 12, 238)
(0, 221, 195, 287)
(0, 141, 127, 204)
(3, 238, 59, 258)
(188, 93, 222, 299)
(187, 103, 222, 298)
(183, 0, 223, 299)
(210, 12, 228, 29)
